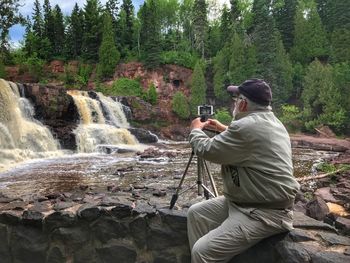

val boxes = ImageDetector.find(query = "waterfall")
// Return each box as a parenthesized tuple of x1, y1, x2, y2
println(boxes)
(67, 90, 138, 153)
(0, 79, 61, 171)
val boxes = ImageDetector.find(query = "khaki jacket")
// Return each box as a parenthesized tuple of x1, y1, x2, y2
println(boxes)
(189, 110, 300, 229)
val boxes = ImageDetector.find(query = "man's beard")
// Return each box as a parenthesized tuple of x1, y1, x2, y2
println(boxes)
(232, 104, 240, 119)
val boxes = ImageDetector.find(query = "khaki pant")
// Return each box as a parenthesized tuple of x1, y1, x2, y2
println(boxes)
(187, 196, 289, 263)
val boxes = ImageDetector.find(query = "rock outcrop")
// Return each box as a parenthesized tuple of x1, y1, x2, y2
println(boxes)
(23, 84, 79, 150)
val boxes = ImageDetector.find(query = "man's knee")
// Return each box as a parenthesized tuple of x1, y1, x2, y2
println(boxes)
(191, 239, 210, 263)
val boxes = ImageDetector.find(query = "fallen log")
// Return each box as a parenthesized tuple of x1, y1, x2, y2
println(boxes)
(297, 168, 344, 182)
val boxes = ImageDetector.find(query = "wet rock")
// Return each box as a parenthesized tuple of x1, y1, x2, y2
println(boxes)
(153, 250, 178, 263)
(91, 216, 128, 243)
(130, 214, 148, 248)
(147, 223, 187, 250)
(159, 208, 187, 231)
(11, 225, 48, 263)
(44, 211, 77, 231)
(22, 210, 44, 227)
(51, 227, 89, 249)
(153, 189, 167, 197)
(0, 223, 10, 263)
(47, 246, 66, 263)
(0, 210, 22, 225)
(111, 203, 133, 219)
(129, 127, 158, 143)
(77, 204, 101, 221)
(46, 193, 62, 200)
(96, 242, 137, 263)
(335, 217, 350, 235)
(306, 196, 329, 221)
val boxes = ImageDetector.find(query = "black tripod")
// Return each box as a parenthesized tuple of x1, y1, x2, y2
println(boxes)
(169, 150, 218, 209)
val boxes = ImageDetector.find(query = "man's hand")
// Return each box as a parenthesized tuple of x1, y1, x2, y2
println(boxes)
(190, 117, 208, 131)
(205, 119, 228, 133)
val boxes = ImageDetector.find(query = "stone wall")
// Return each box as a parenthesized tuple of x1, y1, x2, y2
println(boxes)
(1, 192, 350, 263)
(0, 199, 190, 263)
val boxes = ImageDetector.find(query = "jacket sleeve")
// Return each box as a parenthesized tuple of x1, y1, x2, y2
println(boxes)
(189, 123, 250, 165)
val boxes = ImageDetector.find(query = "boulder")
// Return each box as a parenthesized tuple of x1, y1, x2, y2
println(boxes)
(306, 196, 329, 221)
(129, 127, 158, 143)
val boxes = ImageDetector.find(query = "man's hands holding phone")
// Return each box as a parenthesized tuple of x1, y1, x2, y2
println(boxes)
(190, 118, 228, 133)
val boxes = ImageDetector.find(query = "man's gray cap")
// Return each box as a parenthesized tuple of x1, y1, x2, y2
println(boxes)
(227, 79, 272, 106)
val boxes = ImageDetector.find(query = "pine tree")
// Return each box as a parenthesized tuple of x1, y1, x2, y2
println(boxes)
(172, 91, 190, 119)
(120, 0, 134, 50)
(43, 0, 54, 58)
(251, 0, 293, 105)
(332, 63, 350, 132)
(273, 0, 297, 51)
(302, 60, 346, 132)
(32, 0, 44, 38)
(213, 45, 230, 102)
(291, 0, 329, 64)
(52, 5, 65, 58)
(219, 5, 232, 49)
(139, 0, 161, 69)
(65, 3, 84, 59)
(82, 0, 102, 62)
(190, 61, 206, 115)
(192, 0, 208, 59)
(97, 13, 120, 79)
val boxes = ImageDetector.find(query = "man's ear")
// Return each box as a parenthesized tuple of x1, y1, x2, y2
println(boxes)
(239, 99, 248, 112)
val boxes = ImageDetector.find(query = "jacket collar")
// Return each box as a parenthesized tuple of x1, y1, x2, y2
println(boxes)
(234, 109, 272, 120)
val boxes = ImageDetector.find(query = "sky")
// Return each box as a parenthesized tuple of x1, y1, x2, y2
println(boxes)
(9, 0, 230, 48)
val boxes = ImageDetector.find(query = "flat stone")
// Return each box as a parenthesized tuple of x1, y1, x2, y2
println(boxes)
(133, 201, 156, 216)
(0, 201, 29, 211)
(31, 201, 53, 212)
(98, 196, 121, 207)
(315, 187, 339, 203)
(288, 229, 317, 242)
(159, 208, 187, 230)
(335, 217, 350, 235)
(310, 251, 350, 263)
(53, 201, 77, 211)
(317, 231, 350, 246)
(153, 189, 167, 197)
(293, 212, 337, 233)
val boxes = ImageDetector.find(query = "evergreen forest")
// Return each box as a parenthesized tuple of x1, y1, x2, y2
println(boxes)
(0, 0, 350, 134)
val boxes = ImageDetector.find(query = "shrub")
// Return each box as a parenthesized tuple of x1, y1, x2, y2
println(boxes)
(214, 108, 232, 125)
(172, 91, 190, 119)
(76, 64, 93, 87)
(160, 51, 198, 69)
(25, 53, 45, 81)
(279, 104, 302, 133)
(109, 78, 143, 96)
(143, 83, 158, 105)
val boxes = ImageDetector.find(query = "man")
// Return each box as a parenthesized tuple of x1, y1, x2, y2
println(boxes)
(187, 79, 300, 263)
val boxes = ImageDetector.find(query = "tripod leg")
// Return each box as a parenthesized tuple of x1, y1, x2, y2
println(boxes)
(203, 159, 218, 197)
(169, 151, 195, 209)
